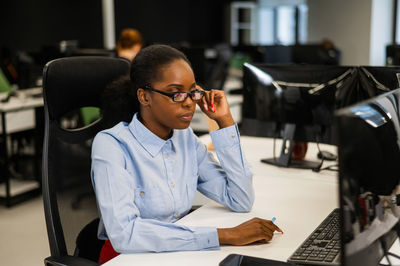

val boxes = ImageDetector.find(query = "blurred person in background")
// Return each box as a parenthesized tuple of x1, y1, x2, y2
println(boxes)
(116, 28, 144, 61)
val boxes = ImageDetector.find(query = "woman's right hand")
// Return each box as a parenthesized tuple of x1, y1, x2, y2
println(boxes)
(217, 217, 283, 246)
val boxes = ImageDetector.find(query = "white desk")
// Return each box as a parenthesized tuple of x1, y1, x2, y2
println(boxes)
(104, 135, 339, 265)
(0, 88, 43, 111)
(0, 88, 43, 134)
(0, 88, 44, 207)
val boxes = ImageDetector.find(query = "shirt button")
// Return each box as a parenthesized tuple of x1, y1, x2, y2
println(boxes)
(171, 183, 175, 188)
(231, 134, 236, 138)
(164, 154, 169, 159)
(175, 214, 179, 218)
(140, 191, 145, 196)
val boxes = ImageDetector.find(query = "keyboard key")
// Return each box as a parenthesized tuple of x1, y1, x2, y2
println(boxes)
(318, 241, 328, 247)
(333, 233, 340, 240)
(299, 254, 309, 260)
(308, 256, 324, 261)
(290, 255, 306, 260)
(325, 255, 336, 262)
(330, 250, 339, 257)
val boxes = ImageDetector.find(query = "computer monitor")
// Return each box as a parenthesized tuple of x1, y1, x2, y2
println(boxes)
(231, 44, 341, 66)
(386, 44, 400, 66)
(241, 63, 356, 169)
(336, 88, 400, 266)
(231, 45, 265, 64)
(292, 44, 341, 65)
(360, 66, 400, 92)
(230, 45, 292, 69)
(262, 45, 293, 64)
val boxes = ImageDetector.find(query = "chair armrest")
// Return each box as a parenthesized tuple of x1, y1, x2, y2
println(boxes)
(44, 255, 99, 266)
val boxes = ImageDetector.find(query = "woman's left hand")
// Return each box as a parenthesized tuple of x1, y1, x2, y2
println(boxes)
(198, 88, 235, 129)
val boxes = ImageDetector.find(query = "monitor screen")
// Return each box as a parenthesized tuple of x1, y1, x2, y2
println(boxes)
(240, 63, 356, 168)
(231, 45, 265, 65)
(241, 63, 400, 169)
(336, 88, 400, 266)
(241, 63, 355, 143)
(292, 44, 340, 65)
(231, 44, 340, 65)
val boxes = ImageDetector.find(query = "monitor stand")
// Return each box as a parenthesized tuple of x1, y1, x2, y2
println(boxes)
(261, 123, 321, 169)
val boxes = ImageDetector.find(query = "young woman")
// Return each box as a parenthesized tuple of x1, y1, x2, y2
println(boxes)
(91, 44, 282, 264)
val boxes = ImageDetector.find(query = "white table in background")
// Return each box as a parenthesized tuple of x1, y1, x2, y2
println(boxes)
(0, 88, 44, 207)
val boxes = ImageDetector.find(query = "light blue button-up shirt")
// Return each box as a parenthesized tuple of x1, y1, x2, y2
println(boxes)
(91, 113, 254, 253)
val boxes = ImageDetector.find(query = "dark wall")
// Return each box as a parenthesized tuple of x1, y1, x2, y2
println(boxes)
(0, 0, 233, 56)
(115, 0, 231, 46)
(0, 0, 103, 53)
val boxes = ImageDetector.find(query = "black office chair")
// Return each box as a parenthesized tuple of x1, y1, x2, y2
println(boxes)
(206, 43, 232, 90)
(42, 56, 131, 265)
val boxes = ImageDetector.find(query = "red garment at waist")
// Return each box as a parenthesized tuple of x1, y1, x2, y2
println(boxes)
(98, 239, 120, 264)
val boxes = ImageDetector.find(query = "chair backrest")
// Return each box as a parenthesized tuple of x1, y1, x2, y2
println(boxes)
(42, 56, 131, 259)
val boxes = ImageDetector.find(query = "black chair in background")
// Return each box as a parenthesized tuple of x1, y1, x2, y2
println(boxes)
(206, 44, 232, 90)
(42, 56, 130, 265)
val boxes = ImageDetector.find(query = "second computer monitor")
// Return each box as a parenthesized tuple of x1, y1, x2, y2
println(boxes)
(241, 63, 356, 168)
(241, 63, 400, 168)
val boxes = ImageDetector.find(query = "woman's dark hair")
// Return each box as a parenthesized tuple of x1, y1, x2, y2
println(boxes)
(101, 44, 191, 128)
(101, 75, 138, 128)
(130, 44, 191, 91)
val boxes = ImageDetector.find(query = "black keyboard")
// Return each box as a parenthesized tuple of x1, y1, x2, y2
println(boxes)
(287, 208, 340, 265)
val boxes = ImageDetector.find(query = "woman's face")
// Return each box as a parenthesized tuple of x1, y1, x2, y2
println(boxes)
(142, 59, 197, 137)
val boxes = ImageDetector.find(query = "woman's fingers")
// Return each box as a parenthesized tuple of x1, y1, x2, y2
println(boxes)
(246, 218, 280, 241)
(248, 217, 283, 233)
(199, 89, 232, 121)
(263, 219, 283, 233)
(199, 88, 210, 112)
(210, 90, 215, 112)
(200, 95, 208, 112)
(201, 90, 215, 113)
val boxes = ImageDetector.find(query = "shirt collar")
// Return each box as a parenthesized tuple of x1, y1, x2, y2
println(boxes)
(129, 113, 178, 157)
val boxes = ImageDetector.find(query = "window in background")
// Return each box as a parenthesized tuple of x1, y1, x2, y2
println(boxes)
(257, 0, 308, 45)
(258, 8, 274, 44)
(276, 6, 296, 45)
(297, 4, 308, 43)
(395, 0, 400, 44)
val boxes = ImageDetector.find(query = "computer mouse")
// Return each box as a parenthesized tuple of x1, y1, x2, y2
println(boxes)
(317, 150, 337, 161)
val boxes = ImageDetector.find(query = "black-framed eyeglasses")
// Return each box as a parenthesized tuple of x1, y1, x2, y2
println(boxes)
(144, 85, 205, 103)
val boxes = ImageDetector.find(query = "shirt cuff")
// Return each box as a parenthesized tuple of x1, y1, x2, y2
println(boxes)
(194, 227, 220, 250)
(209, 124, 240, 150)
